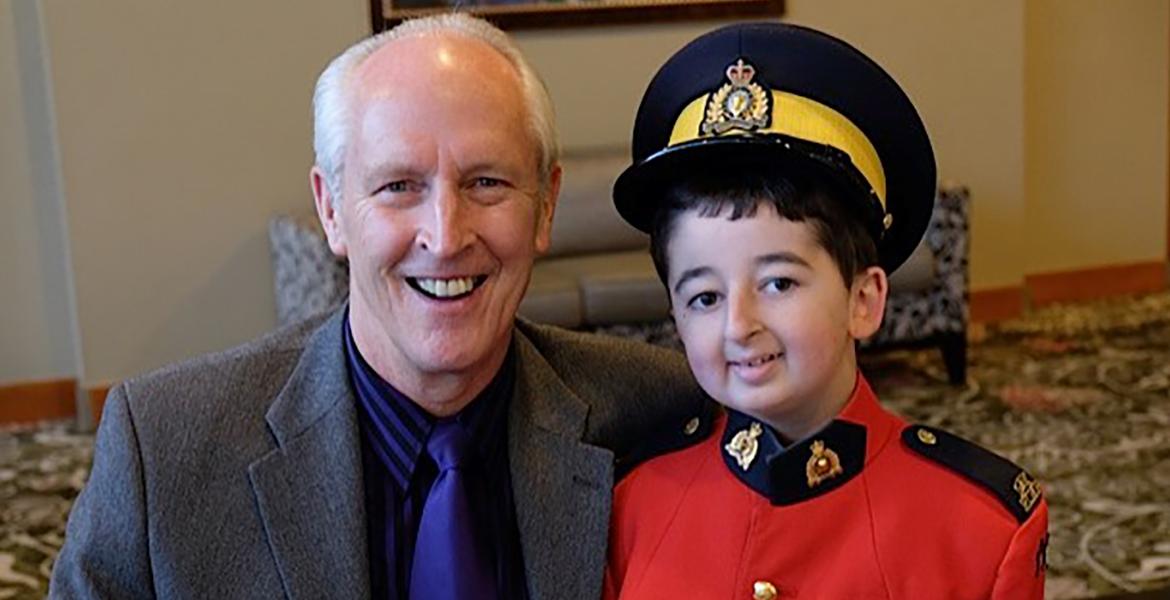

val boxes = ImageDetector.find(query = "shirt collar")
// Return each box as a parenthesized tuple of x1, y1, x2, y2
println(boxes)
(719, 373, 900, 505)
(343, 311, 515, 490)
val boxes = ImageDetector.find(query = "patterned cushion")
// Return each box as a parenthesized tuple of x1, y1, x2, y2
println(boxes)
(268, 215, 348, 326)
(864, 184, 969, 346)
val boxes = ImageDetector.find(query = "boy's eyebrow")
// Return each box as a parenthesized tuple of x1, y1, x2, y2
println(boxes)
(672, 266, 713, 294)
(757, 252, 812, 268)
(672, 252, 811, 293)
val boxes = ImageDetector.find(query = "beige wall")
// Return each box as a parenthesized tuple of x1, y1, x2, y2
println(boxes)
(1025, 0, 1169, 274)
(2, 0, 1166, 387)
(38, 0, 367, 385)
(0, 0, 77, 382)
(788, 1, 1027, 290)
(0, 1, 50, 381)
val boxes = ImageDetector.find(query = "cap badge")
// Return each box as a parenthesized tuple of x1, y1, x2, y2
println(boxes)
(1013, 471, 1042, 511)
(702, 59, 771, 137)
(725, 421, 763, 471)
(805, 440, 844, 488)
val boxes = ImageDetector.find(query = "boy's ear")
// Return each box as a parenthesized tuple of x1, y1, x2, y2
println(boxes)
(848, 266, 888, 340)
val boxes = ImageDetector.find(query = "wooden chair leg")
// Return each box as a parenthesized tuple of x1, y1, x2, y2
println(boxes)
(939, 331, 967, 385)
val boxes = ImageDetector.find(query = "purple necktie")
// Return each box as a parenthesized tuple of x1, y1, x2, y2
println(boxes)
(409, 420, 497, 600)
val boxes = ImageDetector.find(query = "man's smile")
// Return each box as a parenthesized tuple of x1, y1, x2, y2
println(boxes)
(406, 275, 489, 300)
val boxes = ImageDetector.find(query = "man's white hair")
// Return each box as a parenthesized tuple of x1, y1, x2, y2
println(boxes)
(312, 13, 560, 203)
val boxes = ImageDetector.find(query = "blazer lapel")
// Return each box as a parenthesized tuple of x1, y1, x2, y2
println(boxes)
(247, 311, 370, 599)
(508, 330, 614, 600)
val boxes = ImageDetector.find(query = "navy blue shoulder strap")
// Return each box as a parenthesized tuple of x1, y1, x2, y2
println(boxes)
(902, 425, 1042, 524)
(614, 400, 719, 482)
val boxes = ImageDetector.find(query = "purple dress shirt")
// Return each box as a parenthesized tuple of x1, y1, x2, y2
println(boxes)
(343, 314, 528, 600)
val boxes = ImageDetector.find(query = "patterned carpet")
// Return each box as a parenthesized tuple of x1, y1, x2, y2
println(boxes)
(3, 292, 1169, 599)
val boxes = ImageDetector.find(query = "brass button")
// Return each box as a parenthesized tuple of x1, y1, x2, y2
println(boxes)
(684, 417, 700, 435)
(752, 580, 777, 600)
(917, 428, 938, 445)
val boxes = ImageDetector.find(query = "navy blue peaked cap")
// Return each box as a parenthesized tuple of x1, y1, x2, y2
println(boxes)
(613, 22, 937, 273)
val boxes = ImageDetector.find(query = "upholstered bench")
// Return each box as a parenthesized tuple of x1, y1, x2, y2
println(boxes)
(862, 184, 969, 384)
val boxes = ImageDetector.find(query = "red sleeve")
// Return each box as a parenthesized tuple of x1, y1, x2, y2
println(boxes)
(990, 499, 1049, 600)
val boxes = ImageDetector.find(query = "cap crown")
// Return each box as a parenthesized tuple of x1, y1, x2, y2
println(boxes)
(615, 23, 937, 273)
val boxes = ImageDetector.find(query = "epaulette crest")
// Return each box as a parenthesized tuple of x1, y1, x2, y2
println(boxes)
(902, 425, 1042, 523)
(614, 400, 719, 481)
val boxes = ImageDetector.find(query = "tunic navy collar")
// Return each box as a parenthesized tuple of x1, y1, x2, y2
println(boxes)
(343, 312, 514, 490)
(719, 375, 891, 506)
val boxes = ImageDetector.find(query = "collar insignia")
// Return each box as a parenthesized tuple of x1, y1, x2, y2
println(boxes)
(725, 421, 763, 470)
(721, 410, 867, 505)
(701, 59, 771, 136)
(1014, 471, 1042, 511)
(805, 440, 844, 488)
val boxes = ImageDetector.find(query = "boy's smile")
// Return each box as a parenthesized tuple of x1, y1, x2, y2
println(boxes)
(667, 204, 887, 443)
(727, 351, 783, 384)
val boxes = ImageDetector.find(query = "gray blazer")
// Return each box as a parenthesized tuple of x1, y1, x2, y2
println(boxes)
(49, 310, 708, 599)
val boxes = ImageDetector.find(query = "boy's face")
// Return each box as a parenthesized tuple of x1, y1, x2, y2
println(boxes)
(667, 204, 887, 441)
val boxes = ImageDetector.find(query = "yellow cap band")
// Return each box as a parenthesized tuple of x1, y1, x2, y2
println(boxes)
(668, 90, 887, 207)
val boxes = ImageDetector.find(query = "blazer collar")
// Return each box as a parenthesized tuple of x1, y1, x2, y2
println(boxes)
(248, 309, 370, 599)
(720, 373, 900, 506)
(248, 313, 615, 600)
(507, 321, 614, 600)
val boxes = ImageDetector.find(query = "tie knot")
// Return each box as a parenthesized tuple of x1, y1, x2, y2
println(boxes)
(426, 420, 474, 470)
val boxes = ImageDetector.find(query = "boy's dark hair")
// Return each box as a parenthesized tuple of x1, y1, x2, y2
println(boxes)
(649, 164, 880, 291)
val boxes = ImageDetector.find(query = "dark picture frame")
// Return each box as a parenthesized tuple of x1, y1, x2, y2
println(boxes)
(371, 0, 785, 31)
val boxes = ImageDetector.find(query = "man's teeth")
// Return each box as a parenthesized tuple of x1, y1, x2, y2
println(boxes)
(416, 277, 476, 298)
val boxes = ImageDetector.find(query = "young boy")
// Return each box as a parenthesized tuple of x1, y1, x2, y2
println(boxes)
(606, 23, 1048, 599)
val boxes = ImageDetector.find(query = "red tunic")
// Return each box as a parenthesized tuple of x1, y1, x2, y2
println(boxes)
(605, 375, 1048, 600)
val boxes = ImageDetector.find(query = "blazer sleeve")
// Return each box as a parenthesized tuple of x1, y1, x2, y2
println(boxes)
(990, 499, 1049, 600)
(49, 384, 156, 599)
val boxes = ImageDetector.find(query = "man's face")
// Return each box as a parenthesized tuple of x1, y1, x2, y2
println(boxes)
(314, 34, 558, 408)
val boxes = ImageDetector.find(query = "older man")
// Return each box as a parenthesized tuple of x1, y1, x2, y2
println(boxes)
(49, 13, 707, 600)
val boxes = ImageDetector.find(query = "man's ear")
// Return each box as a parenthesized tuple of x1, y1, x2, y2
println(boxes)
(534, 163, 562, 256)
(848, 266, 888, 340)
(310, 166, 348, 258)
